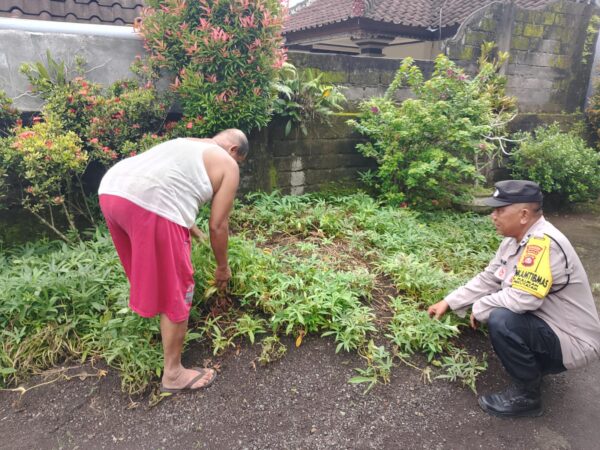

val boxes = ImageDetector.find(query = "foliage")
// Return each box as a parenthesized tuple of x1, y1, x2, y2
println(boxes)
(0, 119, 87, 240)
(140, 0, 287, 136)
(435, 347, 488, 393)
(272, 64, 346, 136)
(1, 192, 500, 394)
(21, 55, 169, 161)
(4, 54, 170, 240)
(0, 89, 19, 137)
(349, 340, 393, 394)
(510, 123, 600, 203)
(0, 230, 163, 394)
(348, 44, 517, 209)
(386, 296, 458, 361)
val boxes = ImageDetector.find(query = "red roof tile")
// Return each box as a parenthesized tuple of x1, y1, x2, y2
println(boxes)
(0, 0, 144, 25)
(285, 0, 585, 33)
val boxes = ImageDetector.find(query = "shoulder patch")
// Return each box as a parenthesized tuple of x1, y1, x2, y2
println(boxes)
(511, 235, 553, 298)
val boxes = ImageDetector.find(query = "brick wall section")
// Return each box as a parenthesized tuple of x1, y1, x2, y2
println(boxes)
(446, 0, 597, 113)
(240, 115, 375, 195)
(288, 52, 434, 105)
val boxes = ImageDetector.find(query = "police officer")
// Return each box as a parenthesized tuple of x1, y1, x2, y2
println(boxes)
(428, 180, 600, 417)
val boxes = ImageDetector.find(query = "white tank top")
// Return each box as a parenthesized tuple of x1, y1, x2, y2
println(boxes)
(98, 138, 214, 228)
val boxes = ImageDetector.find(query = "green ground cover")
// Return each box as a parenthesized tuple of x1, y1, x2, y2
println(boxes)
(0, 192, 499, 395)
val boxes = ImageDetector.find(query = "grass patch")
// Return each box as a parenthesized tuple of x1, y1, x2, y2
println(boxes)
(1, 192, 499, 394)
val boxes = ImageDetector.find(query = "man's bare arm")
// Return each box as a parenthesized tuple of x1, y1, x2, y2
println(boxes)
(209, 158, 239, 290)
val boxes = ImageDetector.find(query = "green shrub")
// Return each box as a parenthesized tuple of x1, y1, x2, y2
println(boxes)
(21, 56, 170, 161)
(140, 0, 287, 136)
(348, 45, 516, 209)
(0, 90, 18, 136)
(8, 55, 170, 239)
(0, 119, 87, 239)
(510, 123, 600, 203)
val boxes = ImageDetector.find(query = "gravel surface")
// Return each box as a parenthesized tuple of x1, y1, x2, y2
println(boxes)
(1, 212, 598, 450)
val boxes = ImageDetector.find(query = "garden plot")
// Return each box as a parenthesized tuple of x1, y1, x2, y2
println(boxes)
(0, 192, 500, 395)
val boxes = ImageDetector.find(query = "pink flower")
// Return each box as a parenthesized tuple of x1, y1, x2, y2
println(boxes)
(186, 122, 193, 129)
(129, 151, 137, 157)
(18, 131, 35, 139)
(90, 138, 99, 144)
(370, 106, 380, 114)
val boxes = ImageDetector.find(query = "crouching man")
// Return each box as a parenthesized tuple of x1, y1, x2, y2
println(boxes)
(428, 180, 600, 417)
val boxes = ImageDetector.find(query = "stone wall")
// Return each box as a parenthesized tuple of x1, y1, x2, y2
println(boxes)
(288, 52, 434, 105)
(445, 0, 598, 113)
(241, 115, 374, 195)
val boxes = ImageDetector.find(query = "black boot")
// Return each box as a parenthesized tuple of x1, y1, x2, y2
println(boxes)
(478, 381, 542, 418)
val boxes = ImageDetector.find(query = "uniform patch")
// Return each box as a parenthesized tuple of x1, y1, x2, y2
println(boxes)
(511, 235, 552, 299)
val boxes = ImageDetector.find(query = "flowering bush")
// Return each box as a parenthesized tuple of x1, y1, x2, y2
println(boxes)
(0, 119, 87, 240)
(21, 56, 170, 161)
(140, 0, 287, 136)
(3, 55, 172, 239)
(349, 46, 516, 209)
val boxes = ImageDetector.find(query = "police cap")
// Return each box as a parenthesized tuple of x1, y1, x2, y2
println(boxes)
(482, 180, 543, 207)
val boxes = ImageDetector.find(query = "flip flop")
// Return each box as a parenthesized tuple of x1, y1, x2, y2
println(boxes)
(160, 367, 217, 394)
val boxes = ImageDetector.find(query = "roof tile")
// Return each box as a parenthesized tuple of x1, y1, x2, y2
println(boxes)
(285, 0, 588, 33)
(0, 0, 143, 25)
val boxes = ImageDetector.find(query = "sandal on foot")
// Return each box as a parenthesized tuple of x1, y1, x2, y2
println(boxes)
(160, 367, 217, 394)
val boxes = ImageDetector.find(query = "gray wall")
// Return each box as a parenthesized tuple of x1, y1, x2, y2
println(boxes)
(445, 0, 597, 113)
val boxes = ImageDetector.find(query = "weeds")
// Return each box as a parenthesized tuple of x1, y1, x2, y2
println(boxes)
(435, 347, 488, 393)
(1, 192, 498, 394)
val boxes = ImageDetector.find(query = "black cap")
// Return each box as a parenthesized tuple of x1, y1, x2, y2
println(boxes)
(482, 180, 543, 207)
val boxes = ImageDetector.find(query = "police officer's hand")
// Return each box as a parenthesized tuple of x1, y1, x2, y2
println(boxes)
(215, 265, 232, 292)
(470, 312, 479, 330)
(427, 300, 449, 320)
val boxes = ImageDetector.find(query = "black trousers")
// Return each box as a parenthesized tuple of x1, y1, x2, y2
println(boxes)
(487, 308, 566, 386)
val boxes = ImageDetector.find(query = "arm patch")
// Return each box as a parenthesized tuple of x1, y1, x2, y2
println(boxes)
(511, 235, 553, 299)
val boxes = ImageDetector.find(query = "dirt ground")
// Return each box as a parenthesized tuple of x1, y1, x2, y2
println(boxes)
(1, 212, 599, 450)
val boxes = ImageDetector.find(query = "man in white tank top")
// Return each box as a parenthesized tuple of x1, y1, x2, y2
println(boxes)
(99, 129, 248, 393)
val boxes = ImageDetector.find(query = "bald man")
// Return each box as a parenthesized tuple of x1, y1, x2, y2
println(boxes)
(98, 129, 248, 393)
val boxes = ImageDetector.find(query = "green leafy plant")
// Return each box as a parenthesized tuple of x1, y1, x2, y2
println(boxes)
(510, 123, 600, 204)
(0, 119, 87, 240)
(348, 44, 516, 209)
(272, 64, 346, 136)
(1, 192, 500, 394)
(349, 340, 393, 393)
(258, 335, 287, 364)
(6, 54, 170, 239)
(0, 90, 18, 137)
(386, 297, 459, 361)
(435, 347, 488, 393)
(140, 0, 287, 136)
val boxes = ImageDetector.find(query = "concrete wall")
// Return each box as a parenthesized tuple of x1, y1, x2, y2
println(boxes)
(0, 18, 143, 112)
(445, 0, 598, 113)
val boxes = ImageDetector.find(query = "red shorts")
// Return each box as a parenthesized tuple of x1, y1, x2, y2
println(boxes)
(99, 194, 195, 323)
